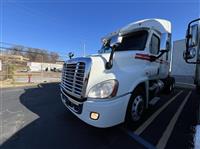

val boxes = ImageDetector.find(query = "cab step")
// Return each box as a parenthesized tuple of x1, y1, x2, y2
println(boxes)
(149, 97, 160, 106)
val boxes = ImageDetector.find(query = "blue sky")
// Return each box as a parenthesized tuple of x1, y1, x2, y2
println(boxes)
(1, 0, 200, 59)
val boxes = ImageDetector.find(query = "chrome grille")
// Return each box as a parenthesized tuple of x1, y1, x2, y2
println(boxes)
(61, 58, 91, 100)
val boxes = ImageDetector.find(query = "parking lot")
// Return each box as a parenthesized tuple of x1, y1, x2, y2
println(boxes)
(0, 83, 199, 149)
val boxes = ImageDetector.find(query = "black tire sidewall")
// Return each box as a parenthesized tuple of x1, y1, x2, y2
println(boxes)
(164, 77, 175, 94)
(196, 85, 200, 94)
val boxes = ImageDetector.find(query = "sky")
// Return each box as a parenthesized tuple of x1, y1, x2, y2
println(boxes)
(1, 0, 200, 59)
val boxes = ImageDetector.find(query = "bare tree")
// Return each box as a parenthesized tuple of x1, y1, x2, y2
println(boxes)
(24, 48, 37, 62)
(5, 45, 60, 63)
(41, 50, 50, 63)
(50, 52, 59, 63)
(9, 46, 24, 56)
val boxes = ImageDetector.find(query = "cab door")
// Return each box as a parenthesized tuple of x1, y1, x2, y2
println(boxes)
(148, 31, 161, 80)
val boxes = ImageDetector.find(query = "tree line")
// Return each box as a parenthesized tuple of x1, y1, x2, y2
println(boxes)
(6, 46, 60, 63)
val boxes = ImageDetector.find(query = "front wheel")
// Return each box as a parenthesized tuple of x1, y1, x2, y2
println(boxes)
(126, 88, 145, 125)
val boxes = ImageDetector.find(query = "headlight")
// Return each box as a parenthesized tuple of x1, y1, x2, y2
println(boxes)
(88, 80, 118, 99)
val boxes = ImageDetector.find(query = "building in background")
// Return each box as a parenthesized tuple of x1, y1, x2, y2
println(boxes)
(55, 60, 65, 65)
(171, 39, 195, 84)
(27, 62, 63, 72)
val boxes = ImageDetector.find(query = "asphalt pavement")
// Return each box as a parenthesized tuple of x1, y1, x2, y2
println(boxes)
(0, 83, 199, 149)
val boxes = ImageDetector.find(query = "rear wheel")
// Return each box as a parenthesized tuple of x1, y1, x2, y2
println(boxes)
(163, 77, 175, 94)
(126, 87, 145, 125)
(196, 85, 200, 93)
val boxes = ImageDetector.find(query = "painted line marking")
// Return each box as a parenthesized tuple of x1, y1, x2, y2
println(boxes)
(156, 91, 192, 149)
(120, 127, 156, 149)
(135, 90, 183, 135)
(176, 82, 196, 87)
(194, 125, 200, 149)
(0, 88, 24, 93)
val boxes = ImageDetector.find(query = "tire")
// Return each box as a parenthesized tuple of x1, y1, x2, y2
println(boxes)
(196, 85, 200, 94)
(126, 87, 145, 125)
(163, 77, 175, 94)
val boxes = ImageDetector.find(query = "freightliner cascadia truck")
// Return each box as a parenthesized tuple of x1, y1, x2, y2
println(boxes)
(183, 18, 200, 92)
(60, 19, 175, 128)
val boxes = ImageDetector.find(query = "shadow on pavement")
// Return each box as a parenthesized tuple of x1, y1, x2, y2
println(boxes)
(1, 83, 141, 149)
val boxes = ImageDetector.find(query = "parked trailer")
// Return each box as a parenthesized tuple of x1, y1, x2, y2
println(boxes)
(27, 62, 63, 72)
(172, 39, 195, 76)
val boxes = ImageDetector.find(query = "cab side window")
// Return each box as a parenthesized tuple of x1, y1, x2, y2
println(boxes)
(150, 34, 160, 55)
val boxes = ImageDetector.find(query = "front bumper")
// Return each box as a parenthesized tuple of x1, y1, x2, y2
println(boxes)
(61, 92, 131, 128)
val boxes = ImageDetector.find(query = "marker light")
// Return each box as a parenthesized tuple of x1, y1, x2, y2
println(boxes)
(90, 112, 100, 120)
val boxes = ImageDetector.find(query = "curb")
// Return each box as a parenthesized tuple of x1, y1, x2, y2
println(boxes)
(0, 83, 39, 89)
(0, 82, 60, 89)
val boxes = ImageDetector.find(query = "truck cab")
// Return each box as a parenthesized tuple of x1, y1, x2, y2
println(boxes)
(183, 18, 200, 92)
(60, 19, 175, 128)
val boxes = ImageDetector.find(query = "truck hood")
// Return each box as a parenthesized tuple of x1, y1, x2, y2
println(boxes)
(85, 53, 117, 95)
(85, 51, 151, 96)
(88, 53, 110, 62)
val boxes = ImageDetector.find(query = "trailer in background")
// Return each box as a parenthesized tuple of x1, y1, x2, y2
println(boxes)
(27, 62, 63, 72)
(172, 39, 195, 76)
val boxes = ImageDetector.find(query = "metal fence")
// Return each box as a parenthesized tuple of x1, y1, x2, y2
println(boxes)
(0, 42, 67, 87)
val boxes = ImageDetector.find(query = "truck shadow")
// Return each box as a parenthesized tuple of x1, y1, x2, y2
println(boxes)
(1, 83, 138, 149)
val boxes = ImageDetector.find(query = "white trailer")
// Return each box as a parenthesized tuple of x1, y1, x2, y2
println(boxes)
(60, 19, 175, 128)
(27, 62, 63, 72)
(172, 39, 195, 76)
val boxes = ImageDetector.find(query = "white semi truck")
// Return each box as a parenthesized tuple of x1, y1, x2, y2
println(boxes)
(60, 19, 175, 128)
(183, 18, 200, 92)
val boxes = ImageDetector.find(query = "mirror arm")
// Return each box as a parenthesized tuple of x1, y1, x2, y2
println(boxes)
(105, 46, 115, 69)
(157, 51, 166, 59)
(150, 51, 166, 62)
(186, 29, 191, 51)
(185, 59, 200, 64)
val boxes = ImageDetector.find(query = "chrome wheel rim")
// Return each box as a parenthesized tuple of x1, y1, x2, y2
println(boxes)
(131, 95, 144, 122)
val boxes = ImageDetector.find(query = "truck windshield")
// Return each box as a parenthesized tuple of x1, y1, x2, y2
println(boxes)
(99, 30, 148, 53)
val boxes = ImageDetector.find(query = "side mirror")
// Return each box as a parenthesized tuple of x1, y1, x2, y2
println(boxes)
(68, 52, 74, 59)
(187, 24, 199, 47)
(160, 33, 171, 53)
(183, 47, 196, 60)
(184, 18, 200, 64)
(150, 33, 171, 61)
(110, 36, 123, 48)
(105, 36, 123, 69)
(102, 38, 110, 47)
